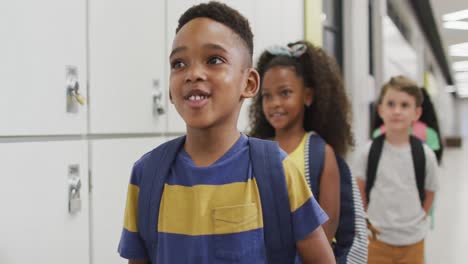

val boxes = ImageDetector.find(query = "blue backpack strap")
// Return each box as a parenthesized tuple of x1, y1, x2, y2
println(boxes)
(248, 137, 296, 264)
(333, 155, 356, 262)
(138, 136, 186, 262)
(307, 132, 368, 262)
(410, 135, 426, 205)
(306, 132, 326, 199)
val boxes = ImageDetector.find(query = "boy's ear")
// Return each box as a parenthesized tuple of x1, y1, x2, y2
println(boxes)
(304, 87, 313, 107)
(240, 68, 260, 99)
(414, 106, 422, 121)
(377, 103, 383, 118)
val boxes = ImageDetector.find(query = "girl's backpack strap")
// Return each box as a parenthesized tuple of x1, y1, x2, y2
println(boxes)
(138, 136, 186, 261)
(248, 137, 296, 264)
(306, 132, 326, 199)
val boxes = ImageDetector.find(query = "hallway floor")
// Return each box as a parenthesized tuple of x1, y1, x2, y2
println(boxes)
(426, 141, 468, 264)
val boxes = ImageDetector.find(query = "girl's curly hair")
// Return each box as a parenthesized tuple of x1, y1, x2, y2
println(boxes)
(248, 40, 354, 155)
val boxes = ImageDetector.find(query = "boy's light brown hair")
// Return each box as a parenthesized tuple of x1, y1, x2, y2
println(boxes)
(378, 75, 423, 106)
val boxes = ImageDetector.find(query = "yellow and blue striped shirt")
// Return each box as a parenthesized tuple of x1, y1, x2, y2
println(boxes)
(118, 134, 327, 263)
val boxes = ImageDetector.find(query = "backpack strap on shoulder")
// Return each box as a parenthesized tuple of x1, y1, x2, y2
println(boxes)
(306, 132, 326, 200)
(138, 136, 186, 256)
(248, 137, 296, 264)
(366, 134, 385, 204)
(410, 135, 426, 205)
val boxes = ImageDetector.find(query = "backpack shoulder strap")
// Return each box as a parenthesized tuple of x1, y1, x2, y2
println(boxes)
(138, 136, 186, 250)
(248, 137, 296, 264)
(306, 132, 326, 200)
(410, 135, 426, 205)
(365, 134, 385, 204)
(333, 154, 353, 259)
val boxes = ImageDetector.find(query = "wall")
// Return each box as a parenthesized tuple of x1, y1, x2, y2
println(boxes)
(343, 0, 372, 152)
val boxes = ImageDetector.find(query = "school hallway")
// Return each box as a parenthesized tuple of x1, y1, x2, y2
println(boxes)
(426, 141, 468, 264)
(2, 0, 468, 263)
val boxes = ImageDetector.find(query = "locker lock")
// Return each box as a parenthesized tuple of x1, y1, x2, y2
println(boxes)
(66, 66, 86, 113)
(68, 165, 82, 215)
(152, 79, 165, 116)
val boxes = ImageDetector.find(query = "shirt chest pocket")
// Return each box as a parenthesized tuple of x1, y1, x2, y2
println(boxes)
(213, 203, 259, 233)
(213, 203, 262, 261)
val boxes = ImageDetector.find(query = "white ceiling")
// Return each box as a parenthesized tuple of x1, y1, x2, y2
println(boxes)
(430, 0, 468, 96)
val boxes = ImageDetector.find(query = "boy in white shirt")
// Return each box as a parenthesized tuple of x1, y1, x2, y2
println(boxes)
(354, 76, 438, 264)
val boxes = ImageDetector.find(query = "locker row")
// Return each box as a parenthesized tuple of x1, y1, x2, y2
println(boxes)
(0, 0, 305, 136)
(1, 138, 168, 263)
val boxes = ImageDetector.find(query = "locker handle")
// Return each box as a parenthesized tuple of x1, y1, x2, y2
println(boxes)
(152, 79, 165, 116)
(68, 165, 82, 214)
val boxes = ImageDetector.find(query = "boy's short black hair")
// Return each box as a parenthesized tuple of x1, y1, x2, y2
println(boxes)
(176, 1, 253, 65)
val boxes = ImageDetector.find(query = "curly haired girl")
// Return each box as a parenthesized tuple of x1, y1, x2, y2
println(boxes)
(248, 40, 354, 242)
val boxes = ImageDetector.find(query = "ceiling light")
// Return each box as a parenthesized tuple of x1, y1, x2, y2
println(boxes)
(450, 42, 468, 49)
(450, 52, 468, 57)
(455, 73, 468, 83)
(444, 21, 468, 30)
(442, 9, 468, 21)
(453, 61, 468, 71)
(450, 42, 468, 57)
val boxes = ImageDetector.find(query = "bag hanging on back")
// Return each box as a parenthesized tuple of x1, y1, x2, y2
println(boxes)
(365, 134, 426, 205)
(305, 132, 368, 264)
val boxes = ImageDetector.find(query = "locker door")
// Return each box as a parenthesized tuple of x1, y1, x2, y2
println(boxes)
(90, 137, 165, 264)
(0, 0, 87, 136)
(0, 141, 89, 264)
(89, 0, 167, 134)
(166, 0, 201, 133)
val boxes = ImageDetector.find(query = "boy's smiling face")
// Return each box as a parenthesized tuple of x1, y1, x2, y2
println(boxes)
(169, 17, 258, 130)
(378, 87, 422, 134)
